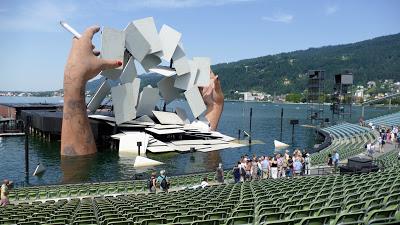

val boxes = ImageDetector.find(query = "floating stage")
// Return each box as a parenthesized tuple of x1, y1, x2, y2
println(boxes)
(16, 109, 253, 156)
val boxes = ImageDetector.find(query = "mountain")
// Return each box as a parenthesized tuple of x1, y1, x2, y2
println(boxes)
(86, 73, 163, 94)
(87, 33, 400, 96)
(212, 33, 400, 97)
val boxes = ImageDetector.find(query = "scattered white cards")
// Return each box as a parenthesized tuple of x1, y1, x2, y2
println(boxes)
(84, 17, 242, 157)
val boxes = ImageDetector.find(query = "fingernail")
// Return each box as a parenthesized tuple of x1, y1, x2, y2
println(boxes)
(117, 61, 122, 66)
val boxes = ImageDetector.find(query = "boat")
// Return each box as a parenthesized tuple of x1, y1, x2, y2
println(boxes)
(274, 140, 289, 148)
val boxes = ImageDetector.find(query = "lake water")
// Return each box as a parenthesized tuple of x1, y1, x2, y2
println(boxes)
(0, 96, 398, 186)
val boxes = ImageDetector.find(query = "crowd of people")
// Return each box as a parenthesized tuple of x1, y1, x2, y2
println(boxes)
(365, 125, 400, 157)
(230, 149, 311, 183)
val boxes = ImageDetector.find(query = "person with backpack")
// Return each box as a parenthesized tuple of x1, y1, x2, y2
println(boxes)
(157, 170, 170, 192)
(148, 172, 157, 193)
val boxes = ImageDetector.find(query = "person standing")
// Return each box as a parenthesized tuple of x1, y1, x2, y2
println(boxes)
(261, 156, 270, 179)
(245, 160, 252, 181)
(286, 156, 293, 177)
(332, 150, 339, 173)
(233, 162, 241, 183)
(270, 157, 278, 179)
(216, 163, 224, 183)
(304, 153, 311, 175)
(239, 158, 246, 182)
(276, 154, 283, 178)
(0, 179, 11, 206)
(157, 170, 170, 193)
(327, 153, 333, 167)
(148, 172, 157, 193)
(366, 142, 373, 158)
(251, 159, 259, 180)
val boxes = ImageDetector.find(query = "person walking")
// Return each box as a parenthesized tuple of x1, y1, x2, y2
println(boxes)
(216, 163, 224, 183)
(148, 172, 157, 193)
(157, 170, 170, 193)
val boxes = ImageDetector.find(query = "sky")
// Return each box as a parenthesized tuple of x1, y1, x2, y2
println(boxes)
(0, 0, 399, 91)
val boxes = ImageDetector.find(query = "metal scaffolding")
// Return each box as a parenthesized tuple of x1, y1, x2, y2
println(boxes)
(331, 72, 354, 121)
(307, 70, 325, 124)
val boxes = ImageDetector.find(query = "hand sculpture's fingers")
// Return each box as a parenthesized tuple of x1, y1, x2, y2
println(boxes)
(93, 50, 100, 56)
(98, 59, 122, 71)
(210, 69, 216, 79)
(82, 26, 100, 40)
(214, 75, 222, 92)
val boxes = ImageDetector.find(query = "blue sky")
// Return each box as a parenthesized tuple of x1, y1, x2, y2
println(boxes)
(0, 0, 399, 91)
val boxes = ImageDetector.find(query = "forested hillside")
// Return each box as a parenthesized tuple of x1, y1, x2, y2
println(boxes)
(212, 33, 400, 97)
(88, 33, 400, 97)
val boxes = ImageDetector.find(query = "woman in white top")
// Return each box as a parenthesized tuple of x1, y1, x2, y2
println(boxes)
(201, 177, 209, 188)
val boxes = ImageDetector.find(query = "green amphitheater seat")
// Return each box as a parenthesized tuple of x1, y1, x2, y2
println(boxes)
(289, 209, 316, 219)
(364, 209, 398, 225)
(256, 207, 280, 216)
(172, 215, 199, 223)
(384, 199, 400, 210)
(139, 218, 167, 225)
(298, 215, 331, 225)
(345, 202, 366, 212)
(231, 209, 254, 217)
(160, 212, 182, 221)
(101, 217, 130, 225)
(107, 222, 133, 225)
(262, 218, 301, 225)
(332, 212, 365, 225)
(282, 204, 305, 213)
(316, 206, 341, 216)
(224, 215, 253, 225)
(203, 212, 227, 220)
(256, 212, 285, 223)
(18, 222, 40, 225)
(190, 219, 222, 225)
(187, 210, 208, 216)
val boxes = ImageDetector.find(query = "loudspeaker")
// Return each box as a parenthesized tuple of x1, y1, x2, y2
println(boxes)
(335, 74, 353, 85)
(339, 157, 379, 175)
(348, 157, 372, 169)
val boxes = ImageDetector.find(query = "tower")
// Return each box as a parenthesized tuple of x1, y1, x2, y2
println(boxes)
(307, 70, 325, 124)
(331, 72, 354, 121)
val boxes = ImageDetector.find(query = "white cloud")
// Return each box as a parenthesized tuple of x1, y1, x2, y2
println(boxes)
(262, 12, 293, 24)
(325, 5, 338, 15)
(0, 0, 77, 32)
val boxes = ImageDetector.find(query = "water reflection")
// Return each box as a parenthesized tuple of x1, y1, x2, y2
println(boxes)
(61, 155, 96, 184)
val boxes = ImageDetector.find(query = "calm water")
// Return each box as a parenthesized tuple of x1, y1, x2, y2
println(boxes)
(0, 97, 398, 186)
